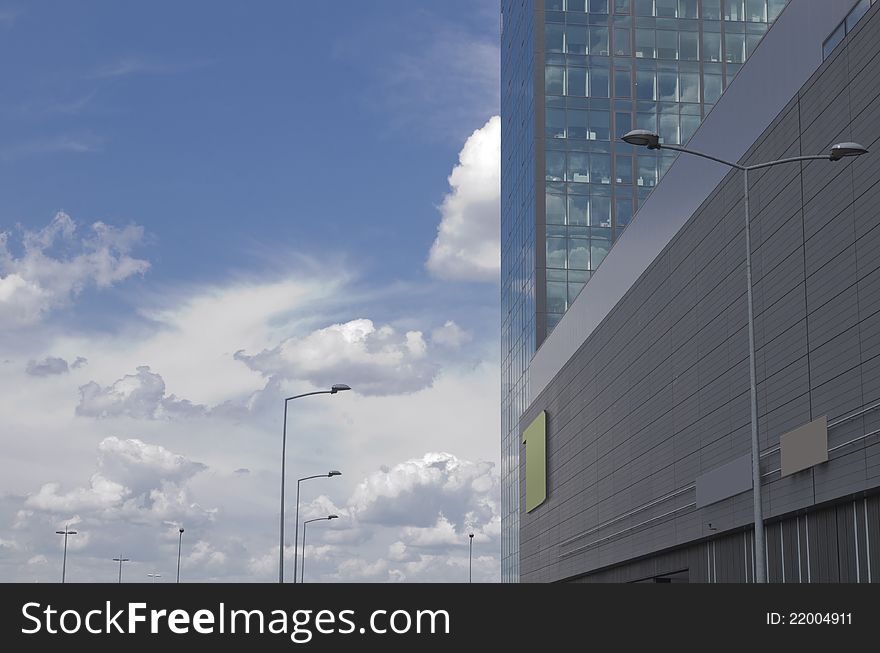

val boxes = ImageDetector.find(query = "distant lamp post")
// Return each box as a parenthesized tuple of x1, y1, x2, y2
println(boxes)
(301, 515, 338, 583)
(55, 526, 77, 584)
(112, 556, 130, 584)
(147, 572, 162, 583)
(177, 528, 185, 584)
(294, 470, 342, 584)
(279, 384, 350, 583)
(469, 533, 474, 583)
(621, 129, 868, 583)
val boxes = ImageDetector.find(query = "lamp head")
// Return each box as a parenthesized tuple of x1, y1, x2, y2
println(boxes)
(622, 129, 661, 150)
(829, 142, 868, 161)
(469, 533, 474, 539)
(179, 528, 185, 533)
(328, 470, 342, 477)
(327, 514, 339, 520)
(330, 384, 351, 394)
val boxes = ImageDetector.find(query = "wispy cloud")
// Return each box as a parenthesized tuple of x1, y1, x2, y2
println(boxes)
(334, 8, 499, 142)
(0, 134, 101, 162)
(0, 7, 23, 28)
(89, 56, 212, 80)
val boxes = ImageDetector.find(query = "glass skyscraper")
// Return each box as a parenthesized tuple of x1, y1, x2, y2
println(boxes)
(500, 0, 787, 582)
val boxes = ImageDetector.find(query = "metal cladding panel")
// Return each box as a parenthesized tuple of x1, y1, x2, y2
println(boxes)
(780, 416, 830, 477)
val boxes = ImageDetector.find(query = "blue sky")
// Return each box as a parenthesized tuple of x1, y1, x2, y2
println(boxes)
(0, 2, 502, 582)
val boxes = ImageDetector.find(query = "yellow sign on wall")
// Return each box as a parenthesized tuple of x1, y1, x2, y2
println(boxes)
(522, 411, 547, 512)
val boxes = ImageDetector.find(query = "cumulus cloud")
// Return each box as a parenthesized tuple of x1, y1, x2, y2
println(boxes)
(25, 437, 212, 524)
(348, 452, 498, 529)
(426, 116, 500, 282)
(234, 318, 438, 396)
(0, 211, 149, 326)
(76, 366, 209, 419)
(430, 320, 472, 349)
(25, 356, 70, 376)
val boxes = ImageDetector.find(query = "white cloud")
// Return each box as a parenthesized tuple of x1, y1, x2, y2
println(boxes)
(234, 318, 438, 396)
(348, 452, 498, 529)
(426, 116, 500, 282)
(25, 437, 212, 524)
(0, 212, 149, 326)
(431, 320, 472, 349)
(26, 356, 70, 376)
(76, 366, 209, 419)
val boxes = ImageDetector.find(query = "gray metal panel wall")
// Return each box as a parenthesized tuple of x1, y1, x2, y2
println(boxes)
(521, 3, 880, 583)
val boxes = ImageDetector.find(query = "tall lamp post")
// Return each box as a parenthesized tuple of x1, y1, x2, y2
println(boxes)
(621, 129, 868, 583)
(176, 527, 184, 584)
(278, 383, 350, 584)
(301, 515, 338, 583)
(468, 533, 474, 583)
(55, 525, 77, 584)
(112, 555, 130, 584)
(293, 470, 342, 584)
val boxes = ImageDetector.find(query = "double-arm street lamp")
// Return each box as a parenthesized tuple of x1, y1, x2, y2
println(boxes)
(622, 129, 868, 583)
(294, 471, 342, 584)
(55, 525, 77, 583)
(301, 515, 338, 583)
(279, 384, 351, 583)
(112, 555, 130, 584)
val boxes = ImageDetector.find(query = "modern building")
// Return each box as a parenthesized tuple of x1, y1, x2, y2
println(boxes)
(501, 0, 788, 582)
(503, 0, 880, 582)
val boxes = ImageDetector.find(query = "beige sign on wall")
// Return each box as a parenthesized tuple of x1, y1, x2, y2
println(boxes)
(780, 416, 828, 477)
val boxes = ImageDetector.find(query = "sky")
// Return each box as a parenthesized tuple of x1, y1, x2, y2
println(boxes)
(0, 1, 502, 583)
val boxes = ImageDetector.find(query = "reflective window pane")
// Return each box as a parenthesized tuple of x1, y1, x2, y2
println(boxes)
(636, 69, 656, 99)
(590, 110, 611, 140)
(566, 25, 588, 54)
(614, 27, 632, 56)
(591, 153, 612, 184)
(567, 152, 591, 182)
(615, 67, 632, 97)
(725, 32, 745, 63)
(703, 31, 721, 61)
(701, 0, 721, 20)
(679, 71, 700, 102)
(591, 196, 612, 227)
(568, 239, 590, 269)
(546, 238, 567, 269)
(635, 29, 655, 58)
(657, 30, 678, 58)
(567, 66, 588, 96)
(590, 26, 610, 55)
(680, 31, 699, 60)
(656, 0, 677, 17)
(546, 281, 567, 312)
(615, 154, 633, 184)
(591, 240, 611, 268)
(546, 151, 565, 181)
(546, 108, 566, 137)
(546, 194, 566, 224)
(546, 24, 565, 53)
(568, 195, 589, 225)
(679, 0, 698, 19)
(568, 108, 589, 139)
(746, 0, 766, 22)
(724, 0, 744, 21)
(703, 72, 722, 102)
(591, 67, 610, 97)
(546, 66, 565, 94)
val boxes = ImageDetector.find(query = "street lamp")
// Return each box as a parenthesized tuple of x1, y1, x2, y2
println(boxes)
(468, 533, 474, 583)
(294, 470, 342, 584)
(147, 573, 162, 583)
(279, 384, 350, 584)
(55, 525, 77, 584)
(177, 528, 184, 584)
(621, 129, 868, 582)
(112, 555, 130, 584)
(301, 515, 338, 583)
